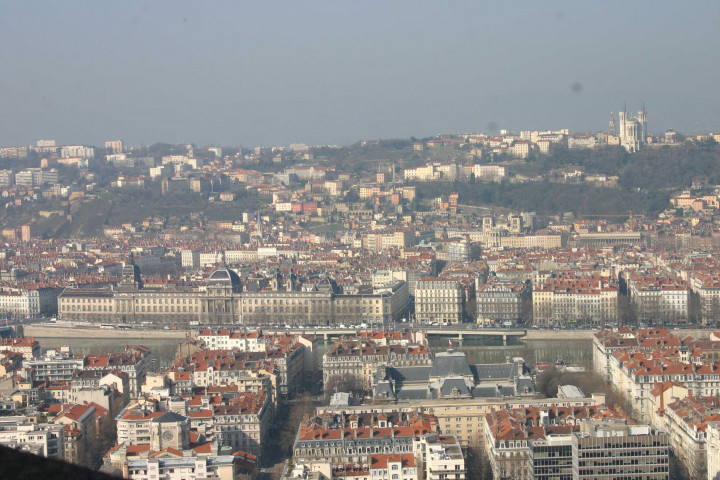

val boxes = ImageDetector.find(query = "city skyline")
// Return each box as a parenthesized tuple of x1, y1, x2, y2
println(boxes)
(3, 2, 720, 478)
(2, 1, 720, 147)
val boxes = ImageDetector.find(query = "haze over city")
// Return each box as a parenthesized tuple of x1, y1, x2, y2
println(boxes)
(2, 1, 720, 147)
(4, 3, 720, 480)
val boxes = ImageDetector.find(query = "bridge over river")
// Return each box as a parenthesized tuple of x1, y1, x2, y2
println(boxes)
(24, 323, 527, 346)
(261, 326, 526, 345)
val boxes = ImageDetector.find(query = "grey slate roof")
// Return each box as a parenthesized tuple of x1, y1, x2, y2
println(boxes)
(374, 381, 395, 399)
(371, 350, 537, 402)
(471, 386, 499, 397)
(389, 366, 432, 383)
(151, 411, 188, 424)
(430, 351, 473, 378)
(395, 386, 431, 400)
(498, 385, 516, 396)
(439, 377, 472, 397)
(517, 377, 537, 395)
(471, 363, 516, 381)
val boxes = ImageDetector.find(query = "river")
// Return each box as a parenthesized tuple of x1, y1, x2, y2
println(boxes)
(34, 336, 593, 369)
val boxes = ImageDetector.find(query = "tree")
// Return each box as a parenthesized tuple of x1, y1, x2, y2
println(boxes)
(536, 368, 636, 416)
(688, 292, 703, 325)
(520, 295, 534, 326)
(710, 297, 720, 329)
(343, 189, 360, 203)
(82, 414, 117, 468)
(464, 297, 477, 323)
(271, 394, 317, 464)
(618, 295, 637, 328)
(323, 374, 365, 404)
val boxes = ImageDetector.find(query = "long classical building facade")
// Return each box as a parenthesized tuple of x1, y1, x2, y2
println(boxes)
(58, 263, 408, 326)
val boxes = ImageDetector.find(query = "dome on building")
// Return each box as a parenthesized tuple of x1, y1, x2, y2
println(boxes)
(207, 267, 242, 291)
(122, 262, 141, 281)
(118, 254, 143, 291)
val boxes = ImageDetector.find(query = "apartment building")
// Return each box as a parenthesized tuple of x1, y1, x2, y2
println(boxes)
(107, 401, 258, 478)
(322, 335, 431, 389)
(528, 435, 573, 480)
(473, 164, 506, 179)
(116, 403, 191, 448)
(0, 170, 14, 187)
(690, 273, 720, 325)
(315, 395, 605, 451)
(83, 347, 150, 396)
(290, 453, 419, 480)
(173, 391, 271, 458)
(655, 395, 719, 480)
(572, 422, 669, 480)
(625, 271, 689, 323)
(209, 394, 271, 458)
(171, 342, 305, 399)
(52, 403, 97, 464)
(607, 343, 720, 423)
(292, 411, 437, 467)
(0, 287, 59, 317)
(125, 456, 244, 480)
(23, 348, 85, 383)
(415, 277, 465, 324)
(498, 234, 564, 250)
(475, 278, 531, 323)
(60, 145, 94, 158)
(197, 329, 269, 352)
(706, 421, 720, 480)
(196, 329, 316, 385)
(105, 140, 123, 154)
(592, 328, 674, 380)
(420, 434, 466, 480)
(0, 336, 41, 359)
(403, 164, 440, 181)
(532, 274, 617, 326)
(364, 230, 415, 251)
(482, 404, 629, 480)
(0, 416, 64, 458)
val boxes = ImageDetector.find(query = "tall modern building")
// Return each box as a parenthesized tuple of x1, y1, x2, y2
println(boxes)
(529, 435, 573, 480)
(105, 140, 124, 154)
(572, 422, 669, 479)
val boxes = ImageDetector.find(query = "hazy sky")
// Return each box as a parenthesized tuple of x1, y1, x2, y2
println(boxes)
(2, 1, 719, 148)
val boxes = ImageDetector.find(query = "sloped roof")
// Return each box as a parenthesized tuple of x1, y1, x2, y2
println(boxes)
(430, 351, 472, 378)
(150, 411, 188, 424)
(389, 366, 432, 383)
(439, 377, 472, 397)
(472, 363, 516, 381)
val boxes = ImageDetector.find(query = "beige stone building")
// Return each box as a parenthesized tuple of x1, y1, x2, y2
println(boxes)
(532, 274, 618, 326)
(58, 264, 408, 326)
(415, 278, 465, 324)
